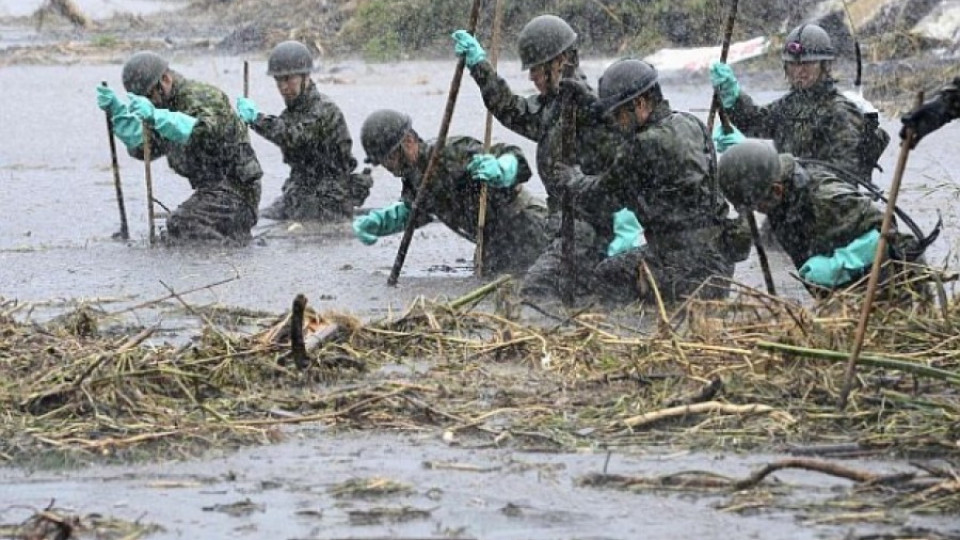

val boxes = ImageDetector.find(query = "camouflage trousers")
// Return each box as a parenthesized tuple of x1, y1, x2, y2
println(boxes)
(165, 183, 259, 246)
(481, 195, 553, 275)
(520, 218, 603, 299)
(522, 223, 736, 305)
(262, 169, 373, 222)
(593, 243, 735, 305)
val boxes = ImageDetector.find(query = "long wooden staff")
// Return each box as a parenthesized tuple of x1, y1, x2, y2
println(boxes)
(243, 60, 249, 99)
(706, 0, 738, 135)
(143, 120, 156, 246)
(838, 91, 924, 409)
(474, 0, 505, 276)
(388, 0, 483, 286)
(558, 53, 578, 306)
(102, 81, 129, 240)
(708, 0, 777, 296)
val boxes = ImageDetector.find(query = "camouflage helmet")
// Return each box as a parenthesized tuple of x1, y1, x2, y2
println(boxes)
(717, 139, 782, 209)
(517, 15, 578, 70)
(267, 41, 314, 77)
(122, 51, 169, 96)
(598, 58, 659, 113)
(782, 23, 835, 62)
(361, 110, 412, 165)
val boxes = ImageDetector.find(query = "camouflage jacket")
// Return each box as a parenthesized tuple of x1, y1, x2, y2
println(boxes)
(399, 136, 535, 242)
(767, 156, 884, 271)
(727, 79, 871, 180)
(468, 60, 621, 212)
(131, 73, 263, 210)
(566, 101, 729, 248)
(249, 82, 357, 188)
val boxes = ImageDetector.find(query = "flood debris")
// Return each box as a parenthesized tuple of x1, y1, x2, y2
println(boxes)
(34, 0, 90, 30)
(0, 501, 162, 540)
(0, 275, 957, 486)
(201, 498, 265, 517)
(327, 478, 414, 499)
(346, 505, 433, 526)
(580, 457, 960, 518)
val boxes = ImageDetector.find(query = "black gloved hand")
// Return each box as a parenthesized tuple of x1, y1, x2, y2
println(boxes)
(900, 98, 951, 148)
(553, 163, 586, 199)
(558, 78, 601, 109)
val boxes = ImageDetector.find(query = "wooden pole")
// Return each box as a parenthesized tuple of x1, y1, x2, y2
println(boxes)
(706, 0, 739, 136)
(243, 60, 249, 98)
(102, 81, 129, 240)
(838, 91, 924, 409)
(388, 0, 483, 286)
(142, 121, 156, 246)
(474, 0, 505, 277)
(558, 53, 578, 306)
(710, 0, 776, 296)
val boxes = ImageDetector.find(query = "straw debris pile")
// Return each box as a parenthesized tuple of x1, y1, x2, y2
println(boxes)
(0, 279, 957, 468)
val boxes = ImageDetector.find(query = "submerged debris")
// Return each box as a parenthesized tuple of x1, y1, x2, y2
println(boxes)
(0, 502, 163, 540)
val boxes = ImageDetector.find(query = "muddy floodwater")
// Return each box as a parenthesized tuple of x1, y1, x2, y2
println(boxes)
(3, 56, 958, 322)
(2, 12, 960, 539)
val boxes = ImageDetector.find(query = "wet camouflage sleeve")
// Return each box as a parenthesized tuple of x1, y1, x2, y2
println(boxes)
(773, 164, 883, 269)
(127, 127, 166, 161)
(250, 91, 356, 177)
(727, 88, 864, 176)
(804, 174, 883, 259)
(398, 136, 532, 240)
(565, 106, 721, 241)
(469, 60, 544, 142)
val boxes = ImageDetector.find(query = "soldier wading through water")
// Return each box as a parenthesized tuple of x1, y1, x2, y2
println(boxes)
(552, 58, 752, 304)
(453, 15, 648, 298)
(710, 22, 890, 184)
(236, 40, 372, 222)
(718, 139, 935, 300)
(352, 109, 553, 276)
(97, 50, 263, 245)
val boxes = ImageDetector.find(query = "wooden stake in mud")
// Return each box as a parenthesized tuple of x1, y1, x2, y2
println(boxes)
(708, 0, 776, 296)
(474, 0, 505, 277)
(142, 121, 157, 246)
(243, 60, 250, 98)
(101, 81, 129, 241)
(388, 0, 483, 286)
(839, 91, 924, 409)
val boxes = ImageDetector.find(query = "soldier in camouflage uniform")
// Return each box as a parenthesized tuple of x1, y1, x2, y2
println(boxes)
(550, 59, 749, 304)
(718, 140, 929, 297)
(900, 76, 960, 147)
(351, 110, 552, 275)
(452, 15, 637, 297)
(710, 23, 889, 183)
(97, 51, 263, 245)
(236, 41, 372, 222)
(452, 15, 620, 213)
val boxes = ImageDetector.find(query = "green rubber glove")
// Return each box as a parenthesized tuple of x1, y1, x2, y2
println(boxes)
(112, 112, 144, 150)
(96, 85, 127, 116)
(451, 30, 487, 68)
(607, 208, 645, 257)
(467, 153, 518, 188)
(236, 96, 259, 124)
(352, 201, 411, 245)
(799, 229, 880, 286)
(710, 61, 741, 109)
(129, 94, 198, 145)
(712, 124, 745, 153)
